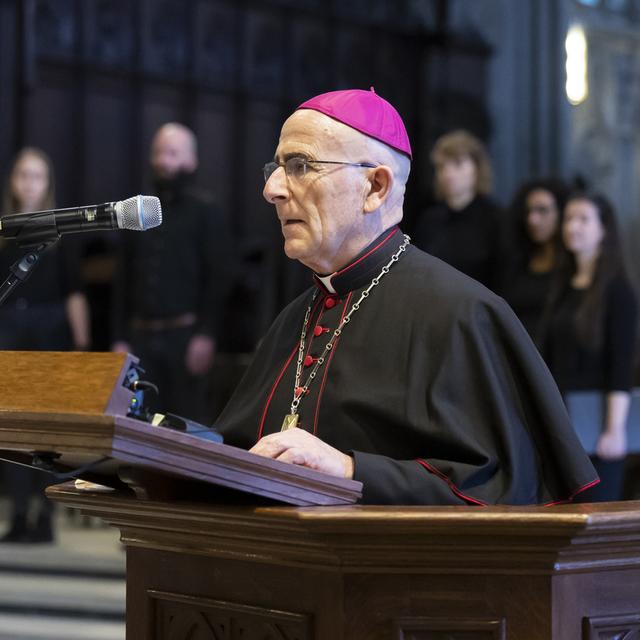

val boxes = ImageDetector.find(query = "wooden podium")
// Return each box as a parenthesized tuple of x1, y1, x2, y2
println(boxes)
(2, 352, 640, 639)
(0, 351, 361, 506)
(46, 486, 640, 640)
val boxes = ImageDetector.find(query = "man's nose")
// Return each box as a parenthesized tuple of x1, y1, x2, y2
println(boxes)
(263, 166, 289, 204)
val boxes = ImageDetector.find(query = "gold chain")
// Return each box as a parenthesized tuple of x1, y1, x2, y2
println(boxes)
(289, 234, 410, 417)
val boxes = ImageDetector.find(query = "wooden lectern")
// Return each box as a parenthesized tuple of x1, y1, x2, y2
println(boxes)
(45, 488, 640, 640)
(0, 351, 361, 506)
(2, 352, 640, 639)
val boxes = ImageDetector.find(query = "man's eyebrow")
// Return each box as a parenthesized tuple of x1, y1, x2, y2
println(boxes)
(276, 151, 313, 162)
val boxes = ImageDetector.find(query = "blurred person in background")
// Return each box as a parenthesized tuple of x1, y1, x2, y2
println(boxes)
(111, 123, 232, 423)
(501, 178, 569, 338)
(0, 147, 90, 543)
(539, 191, 637, 502)
(411, 130, 503, 291)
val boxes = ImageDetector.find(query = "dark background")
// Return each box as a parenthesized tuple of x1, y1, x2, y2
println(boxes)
(0, 0, 495, 351)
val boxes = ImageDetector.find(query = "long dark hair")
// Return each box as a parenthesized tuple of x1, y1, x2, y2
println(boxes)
(545, 191, 628, 350)
(507, 177, 569, 270)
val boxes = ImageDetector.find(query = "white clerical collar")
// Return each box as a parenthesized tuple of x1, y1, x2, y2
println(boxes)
(316, 273, 337, 293)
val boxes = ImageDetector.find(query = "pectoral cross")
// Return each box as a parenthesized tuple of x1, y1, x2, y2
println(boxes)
(281, 414, 299, 431)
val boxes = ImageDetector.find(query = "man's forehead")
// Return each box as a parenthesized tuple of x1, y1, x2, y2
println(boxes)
(155, 128, 187, 147)
(276, 110, 365, 158)
(153, 125, 196, 155)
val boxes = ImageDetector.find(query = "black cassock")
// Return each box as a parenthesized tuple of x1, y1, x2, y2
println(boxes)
(216, 226, 598, 505)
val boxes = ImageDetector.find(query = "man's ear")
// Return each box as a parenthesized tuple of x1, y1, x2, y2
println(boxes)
(363, 165, 394, 213)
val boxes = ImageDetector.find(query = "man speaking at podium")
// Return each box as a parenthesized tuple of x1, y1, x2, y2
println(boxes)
(216, 88, 598, 505)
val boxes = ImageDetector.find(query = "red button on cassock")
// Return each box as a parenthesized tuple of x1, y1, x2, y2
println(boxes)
(324, 297, 336, 309)
(303, 355, 315, 367)
(313, 326, 325, 337)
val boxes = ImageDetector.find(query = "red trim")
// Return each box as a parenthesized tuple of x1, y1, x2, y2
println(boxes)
(543, 477, 601, 506)
(334, 227, 399, 278)
(416, 459, 488, 506)
(313, 293, 352, 435)
(306, 302, 329, 356)
(257, 345, 299, 441)
(257, 295, 323, 441)
(417, 458, 601, 507)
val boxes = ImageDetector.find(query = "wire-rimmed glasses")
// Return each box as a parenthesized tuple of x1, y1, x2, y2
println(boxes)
(263, 157, 378, 183)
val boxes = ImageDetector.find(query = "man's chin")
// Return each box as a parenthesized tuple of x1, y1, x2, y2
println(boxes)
(283, 240, 305, 260)
(282, 238, 315, 263)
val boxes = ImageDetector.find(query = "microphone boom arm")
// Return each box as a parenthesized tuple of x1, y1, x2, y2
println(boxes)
(0, 240, 57, 308)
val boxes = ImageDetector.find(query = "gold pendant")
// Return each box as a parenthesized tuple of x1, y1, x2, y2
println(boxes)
(281, 414, 299, 431)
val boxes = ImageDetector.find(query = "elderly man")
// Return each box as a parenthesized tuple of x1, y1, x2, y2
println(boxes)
(216, 89, 597, 505)
(112, 123, 231, 422)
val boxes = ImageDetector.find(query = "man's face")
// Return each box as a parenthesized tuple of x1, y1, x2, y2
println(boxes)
(263, 110, 372, 274)
(150, 127, 196, 180)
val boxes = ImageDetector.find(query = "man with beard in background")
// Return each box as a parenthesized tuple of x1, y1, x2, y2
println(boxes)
(112, 123, 231, 422)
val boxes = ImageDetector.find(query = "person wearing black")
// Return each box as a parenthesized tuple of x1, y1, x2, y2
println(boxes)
(0, 147, 90, 543)
(501, 178, 569, 338)
(411, 130, 503, 291)
(539, 191, 637, 502)
(214, 88, 597, 505)
(111, 123, 231, 423)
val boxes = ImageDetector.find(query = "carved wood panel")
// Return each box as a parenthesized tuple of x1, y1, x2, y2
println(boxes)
(394, 617, 506, 640)
(152, 590, 312, 640)
(583, 613, 640, 640)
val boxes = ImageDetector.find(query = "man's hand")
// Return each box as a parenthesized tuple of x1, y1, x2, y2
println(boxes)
(596, 429, 627, 461)
(185, 334, 216, 375)
(249, 428, 354, 478)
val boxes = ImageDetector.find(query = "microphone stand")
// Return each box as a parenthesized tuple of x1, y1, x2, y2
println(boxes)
(0, 240, 56, 308)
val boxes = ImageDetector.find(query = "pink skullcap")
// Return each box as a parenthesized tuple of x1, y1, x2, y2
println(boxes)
(296, 88, 412, 159)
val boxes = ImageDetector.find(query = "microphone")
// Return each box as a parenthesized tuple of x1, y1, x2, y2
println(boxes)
(0, 195, 163, 246)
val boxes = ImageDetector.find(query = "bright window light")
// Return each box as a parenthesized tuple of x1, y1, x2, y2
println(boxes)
(566, 25, 588, 105)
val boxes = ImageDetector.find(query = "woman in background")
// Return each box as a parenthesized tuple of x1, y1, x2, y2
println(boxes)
(411, 130, 503, 291)
(0, 147, 90, 543)
(539, 191, 637, 502)
(502, 178, 569, 338)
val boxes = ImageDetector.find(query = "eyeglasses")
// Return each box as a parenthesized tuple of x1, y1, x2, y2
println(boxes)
(262, 157, 378, 183)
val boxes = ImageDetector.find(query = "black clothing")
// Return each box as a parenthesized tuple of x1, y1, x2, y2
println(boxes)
(501, 267, 554, 339)
(0, 303, 71, 350)
(573, 457, 626, 503)
(412, 195, 503, 291)
(128, 324, 208, 420)
(0, 239, 83, 308)
(542, 276, 637, 393)
(541, 274, 637, 503)
(0, 239, 81, 545)
(217, 227, 597, 506)
(112, 175, 232, 421)
(112, 178, 231, 343)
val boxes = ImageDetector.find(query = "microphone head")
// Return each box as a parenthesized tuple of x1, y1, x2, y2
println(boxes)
(114, 195, 162, 231)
